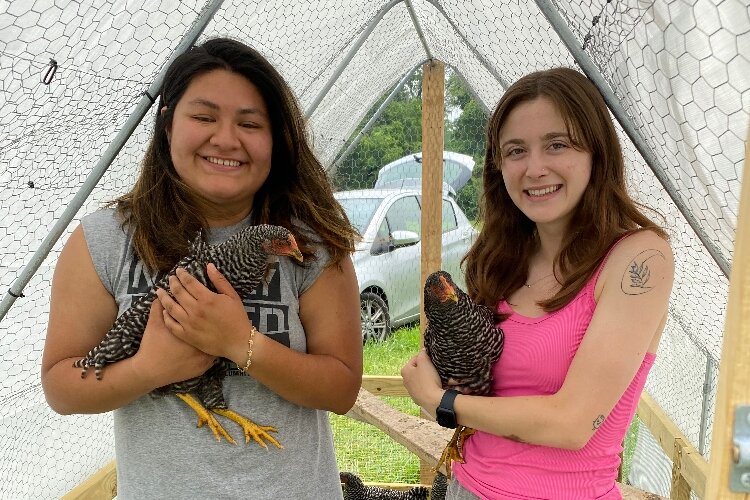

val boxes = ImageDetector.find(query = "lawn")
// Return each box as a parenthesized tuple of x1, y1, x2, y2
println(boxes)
(331, 324, 640, 485)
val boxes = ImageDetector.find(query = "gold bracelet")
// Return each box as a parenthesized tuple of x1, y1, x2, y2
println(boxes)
(241, 326, 257, 374)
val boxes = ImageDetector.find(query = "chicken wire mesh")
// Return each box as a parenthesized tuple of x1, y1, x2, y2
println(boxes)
(0, 0, 747, 498)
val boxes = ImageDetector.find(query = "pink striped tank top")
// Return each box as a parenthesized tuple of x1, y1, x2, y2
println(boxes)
(452, 241, 655, 500)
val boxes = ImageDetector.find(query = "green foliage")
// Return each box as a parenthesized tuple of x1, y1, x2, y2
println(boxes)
(332, 70, 488, 223)
(363, 324, 421, 375)
(332, 325, 422, 484)
(334, 98, 423, 191)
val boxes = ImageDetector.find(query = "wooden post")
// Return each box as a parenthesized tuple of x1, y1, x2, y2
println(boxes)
(705, 125, 750, 498)
(670, 438, 691, 500)
(419, 59, 445, 340)
(419, 59, 445, 486)
(61, 461, 117, 500)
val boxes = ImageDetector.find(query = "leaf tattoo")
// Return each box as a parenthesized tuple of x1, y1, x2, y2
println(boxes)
(593, 415, 605, 430)
(621, 249, 665, 295)
(629, 261, 651, 288)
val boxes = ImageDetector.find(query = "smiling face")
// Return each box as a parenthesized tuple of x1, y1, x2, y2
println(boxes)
(166, 69, 272, 226)
(497, 97, 592, 232)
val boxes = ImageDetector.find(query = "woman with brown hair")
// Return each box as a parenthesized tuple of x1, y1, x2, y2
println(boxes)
(403, 67, 674, 499)
(42, 37, 362, 499)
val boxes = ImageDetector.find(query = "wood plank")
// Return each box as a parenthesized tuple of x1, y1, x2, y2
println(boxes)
(637, 391, 709, 497)
(706, 125, 750, 498)
(346, 387, 454, 475)
(360, 482, 430, 491)
(60, 460, 116, 500)
(620, 483, 667, 500)
(419, 59, 445, 340)
(670, 438, 691, 500)
(361, 375, 410, 396)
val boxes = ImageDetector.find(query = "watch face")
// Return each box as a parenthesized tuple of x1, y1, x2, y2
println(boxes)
(436, 407, 457, 429)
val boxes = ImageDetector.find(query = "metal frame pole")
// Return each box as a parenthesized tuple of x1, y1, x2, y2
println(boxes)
(425, 0, 509, 90)
(304, 0, 405, 118)
(330, 61, 426, 172)
(0, 0, 226, 322)
(533, 0, 730, 278)
(405, 0, 433, 60)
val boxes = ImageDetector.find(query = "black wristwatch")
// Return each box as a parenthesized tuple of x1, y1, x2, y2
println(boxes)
(436, 389, 459, 428)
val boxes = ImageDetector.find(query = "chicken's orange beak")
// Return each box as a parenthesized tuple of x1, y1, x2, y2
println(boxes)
(287, 235, 304, 263)
(438, 275, 458, 302)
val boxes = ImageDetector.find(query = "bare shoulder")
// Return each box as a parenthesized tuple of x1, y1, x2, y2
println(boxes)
(600, 230, 674, 298)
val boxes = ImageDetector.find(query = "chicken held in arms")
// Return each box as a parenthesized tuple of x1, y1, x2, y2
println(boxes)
(423, 270, 505, 476)
(74, 224, 303, 448)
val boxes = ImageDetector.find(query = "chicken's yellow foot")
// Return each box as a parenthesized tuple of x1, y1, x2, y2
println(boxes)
(175, 393, 236, 445)
(212, 408, 283, 450)
(434, 426, 476, 479)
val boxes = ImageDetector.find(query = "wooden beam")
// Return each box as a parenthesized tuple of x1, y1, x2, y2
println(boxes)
(637, 391, 709, 497)
(346, 387, 454, 475)
(60, 460, 116, 500)
(706, 123, 750, 498)
(361, 375, 410, 396)
(419, 59, 445, 341)
(670, 438, 691, 500)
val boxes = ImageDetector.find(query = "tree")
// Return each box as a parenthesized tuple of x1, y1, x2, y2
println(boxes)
(333, 69, 488, 223)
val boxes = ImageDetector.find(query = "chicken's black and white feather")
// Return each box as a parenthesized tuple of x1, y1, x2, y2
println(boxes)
(73, 223, 302, 446)
(423, 271, 504, 396)
(340, 472, 429, 500)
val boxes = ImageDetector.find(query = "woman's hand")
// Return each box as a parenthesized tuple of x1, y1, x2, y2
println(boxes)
(401, 349, 444, 416)
(155, 263, 251, 363)
(133, 299, 216, 388)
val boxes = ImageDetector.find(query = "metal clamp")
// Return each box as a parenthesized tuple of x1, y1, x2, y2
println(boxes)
(732, 406, 750, 491)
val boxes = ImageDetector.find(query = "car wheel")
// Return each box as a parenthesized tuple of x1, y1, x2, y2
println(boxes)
(360, 291, 391, 342)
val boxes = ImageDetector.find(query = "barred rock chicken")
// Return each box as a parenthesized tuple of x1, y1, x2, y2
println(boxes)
(340, 472, 429, 500)
(429, 471, 447, 500)
(74, 224, 303, 448)
(423, 271, 505, 476)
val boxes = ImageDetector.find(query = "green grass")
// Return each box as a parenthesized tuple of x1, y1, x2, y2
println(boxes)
(332, 323, 640, 484)
(332, 325, 423, 484)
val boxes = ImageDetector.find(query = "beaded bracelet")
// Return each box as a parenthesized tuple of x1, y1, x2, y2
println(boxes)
(241, 326, 258, 374)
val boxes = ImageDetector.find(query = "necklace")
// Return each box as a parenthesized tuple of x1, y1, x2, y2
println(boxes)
(524, 273, 554, 288)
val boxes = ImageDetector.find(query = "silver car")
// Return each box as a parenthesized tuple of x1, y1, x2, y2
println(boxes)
(335, 188, 477, 341)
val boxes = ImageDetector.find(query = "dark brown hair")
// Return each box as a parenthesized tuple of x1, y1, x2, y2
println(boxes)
(111, 37, 355, 272)
(463, 67, 666, 312)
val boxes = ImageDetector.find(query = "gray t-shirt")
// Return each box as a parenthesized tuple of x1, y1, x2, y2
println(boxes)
(81, 208, 344, 500)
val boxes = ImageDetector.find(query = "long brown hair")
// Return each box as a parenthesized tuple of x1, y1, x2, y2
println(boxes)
(111, 38, 356, 272)
(463, 67, 666, 312)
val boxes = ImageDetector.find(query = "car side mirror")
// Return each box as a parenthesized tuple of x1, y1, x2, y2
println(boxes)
(391, 230, 420, 248)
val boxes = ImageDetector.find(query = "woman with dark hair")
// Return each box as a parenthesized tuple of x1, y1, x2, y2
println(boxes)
(402, 67, 674, 499)
(42, 38, 361, 498)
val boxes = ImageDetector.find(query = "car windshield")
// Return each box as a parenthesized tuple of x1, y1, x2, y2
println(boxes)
(336, 197, 383, 234)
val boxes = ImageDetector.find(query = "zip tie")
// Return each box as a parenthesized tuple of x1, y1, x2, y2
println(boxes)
(41, 59, 57, 85)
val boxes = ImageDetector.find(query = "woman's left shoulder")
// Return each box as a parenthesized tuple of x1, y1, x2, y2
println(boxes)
(612, 229, 674, 264)
(600, 229, 674, 295)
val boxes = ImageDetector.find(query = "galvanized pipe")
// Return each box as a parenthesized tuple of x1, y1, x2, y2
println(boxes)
(330, 61, 426, 173)
(304, 0, 405, 118)
(534, 0, 730, 278)
(405, 0, 433, 60)
(0, 0, 226, 322)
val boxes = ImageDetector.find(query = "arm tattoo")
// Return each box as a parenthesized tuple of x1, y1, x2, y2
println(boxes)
(592, 415, 605, 430)
(621, 249, 666, 295)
